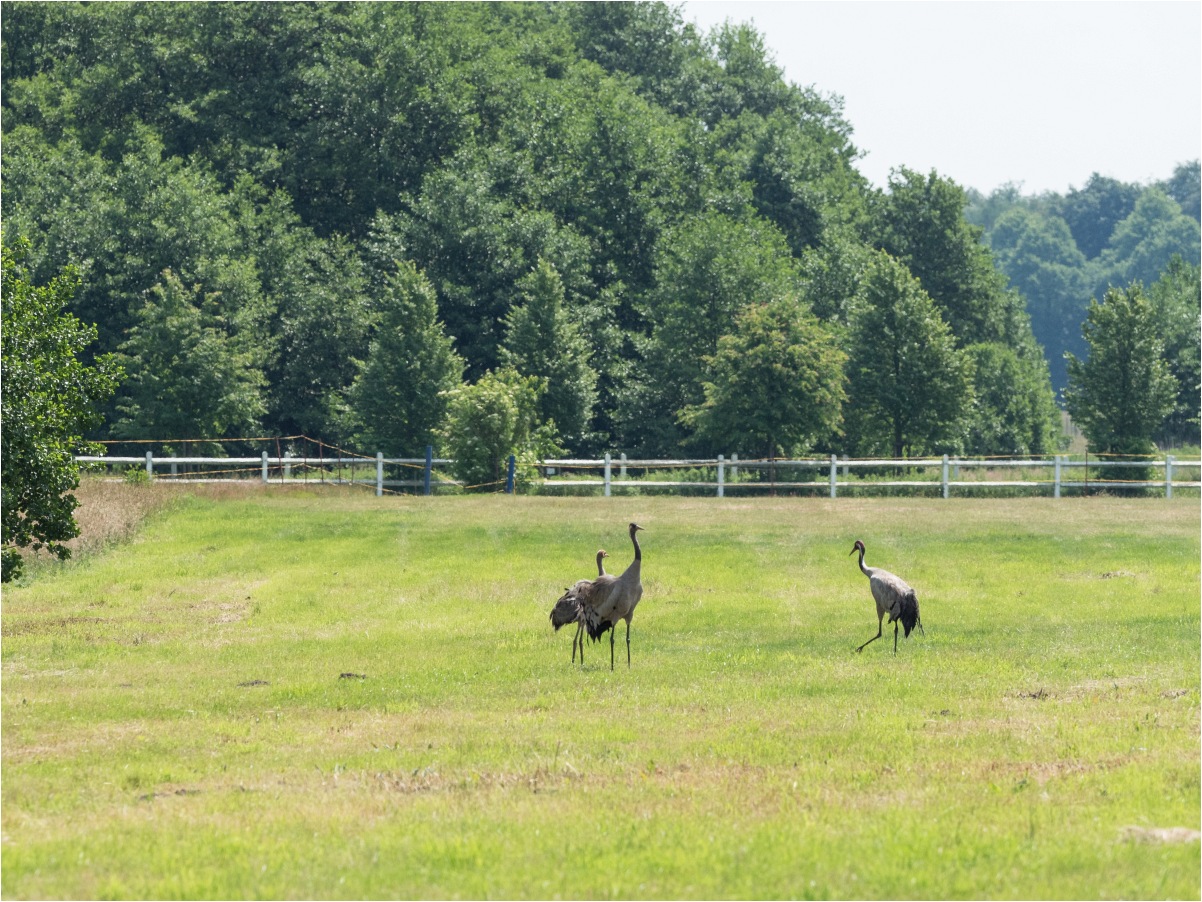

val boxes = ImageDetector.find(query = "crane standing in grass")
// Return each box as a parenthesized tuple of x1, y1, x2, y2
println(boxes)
(550, 523, 645, 669)
(550, 550, 608, 665)
(849, 539, 923, 653)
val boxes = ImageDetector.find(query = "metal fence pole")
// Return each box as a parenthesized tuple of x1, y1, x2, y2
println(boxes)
(941, 455, 949, 499)
(620, 452, 627, 478)
(1054, 455, 1062, 499)
(604, 452, 612, 497)
(717, 454, 725, 498)
(1166, 454, 1175, 499)
(731, 452, 738, 481)
(262, 451, 269, 483)
(505, 455, 516, 494)
(376, 452, 384, 497)
(424, 445, 433, 496)
(146, 450, 154, 479)
(829, 454, 837, 499)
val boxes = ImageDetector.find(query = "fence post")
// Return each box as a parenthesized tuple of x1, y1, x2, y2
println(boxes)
(1165, 454, 1174, 499)
(376, 452, 384, 497)
(424, 445, 433, 496)
(146, 450, 154, 479)
(717, 454, 725, 498)
(505, 455, 516, 494)
(620, 452, 627, 478)
(262, 451, 269, 484)
(284, 453, 292, 480)
(604, 452, 612, 498)
(731, 452, 738, 481)
(829, 454, 837, 499)
(941, 455, 949, 499)
(1054, 455, 1062, 499)
(170, 454, 178, 477)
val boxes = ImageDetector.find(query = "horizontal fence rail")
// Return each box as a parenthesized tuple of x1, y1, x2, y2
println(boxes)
(77, 451, 1201, 498)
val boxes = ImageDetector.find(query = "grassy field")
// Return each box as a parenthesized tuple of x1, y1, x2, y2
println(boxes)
(2, 484, 1198, 899)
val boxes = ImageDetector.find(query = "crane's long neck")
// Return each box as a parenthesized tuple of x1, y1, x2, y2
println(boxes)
(621, 527, 642, 580)
(857, 545, 871, 578)
(596, 552, 607, 576)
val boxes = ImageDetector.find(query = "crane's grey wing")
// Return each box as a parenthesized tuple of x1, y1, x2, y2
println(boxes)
(870, 570, 913, 616)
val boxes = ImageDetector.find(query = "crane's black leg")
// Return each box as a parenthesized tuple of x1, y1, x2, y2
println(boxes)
(856, 626, 882, 652)
(626, 621, 631, 668)
(893, 621, 899, 654)
(856, 614, 884, 653)
(572, 623, 582, 664)
(609, 628, 615, 671)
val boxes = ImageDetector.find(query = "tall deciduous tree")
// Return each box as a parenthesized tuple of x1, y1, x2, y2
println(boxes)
(499, 260, 598, 453)
(987, 206, 1092, 394)
(679, 293, 846, 459)
(111, 270, 266, 445)
(1, 242, 122, 581)
(624, 211, 798, 454)
(844, 253, 972, 458)
(873, 167, 1019, 346)
(963, 343, 1061, 455)
(1065, 284, 1177, 455)
(1146, 257, 1201, 447)
(347, 261, 464, 457)
(1054, 173, 1143, 260)
(1099, 188, 1201, 292)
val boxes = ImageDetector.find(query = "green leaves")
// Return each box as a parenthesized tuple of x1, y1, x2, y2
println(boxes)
(1, 242, 122, 581)
(1065, 284, 1178, 455)
(440, 368, 562, 491)
(499, 259, 598, 453)
(347, 262, 464, 457)
(680, 294, 846, 459)
(111, 270, 265, 443)
(844, 253, 972, 458)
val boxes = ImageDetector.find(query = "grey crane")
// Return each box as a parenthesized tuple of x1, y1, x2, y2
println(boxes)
(849, 539, 923, 653)
(550, 523, 645, 669)
(549, 550, 608, 664)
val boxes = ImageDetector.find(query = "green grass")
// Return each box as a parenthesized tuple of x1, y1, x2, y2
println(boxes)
(2, 486, 1199, 899)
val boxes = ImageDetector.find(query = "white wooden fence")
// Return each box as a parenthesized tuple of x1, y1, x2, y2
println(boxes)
(77, 451, 1201, 498)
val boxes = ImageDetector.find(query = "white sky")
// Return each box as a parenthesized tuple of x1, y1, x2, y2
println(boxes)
(678, 1, 1202, 196)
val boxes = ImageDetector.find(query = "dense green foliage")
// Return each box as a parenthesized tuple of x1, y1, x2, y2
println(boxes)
(1065, 285, 1178, 457)
(3, 2, 1193, 460)
(0, 242, 121, 581)
(969, 166, 1201, 401)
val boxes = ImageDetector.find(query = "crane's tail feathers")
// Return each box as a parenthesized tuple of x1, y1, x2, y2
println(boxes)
(899, 589, 920, 638)
(583, 607, 613, 642)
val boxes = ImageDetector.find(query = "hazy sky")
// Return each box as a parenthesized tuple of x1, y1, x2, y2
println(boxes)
(678, 1, 1201, 196)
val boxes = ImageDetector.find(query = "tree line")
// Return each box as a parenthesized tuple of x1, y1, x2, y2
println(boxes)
(3, 1, 1197, 476)
(967, 170, 1200, 444)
